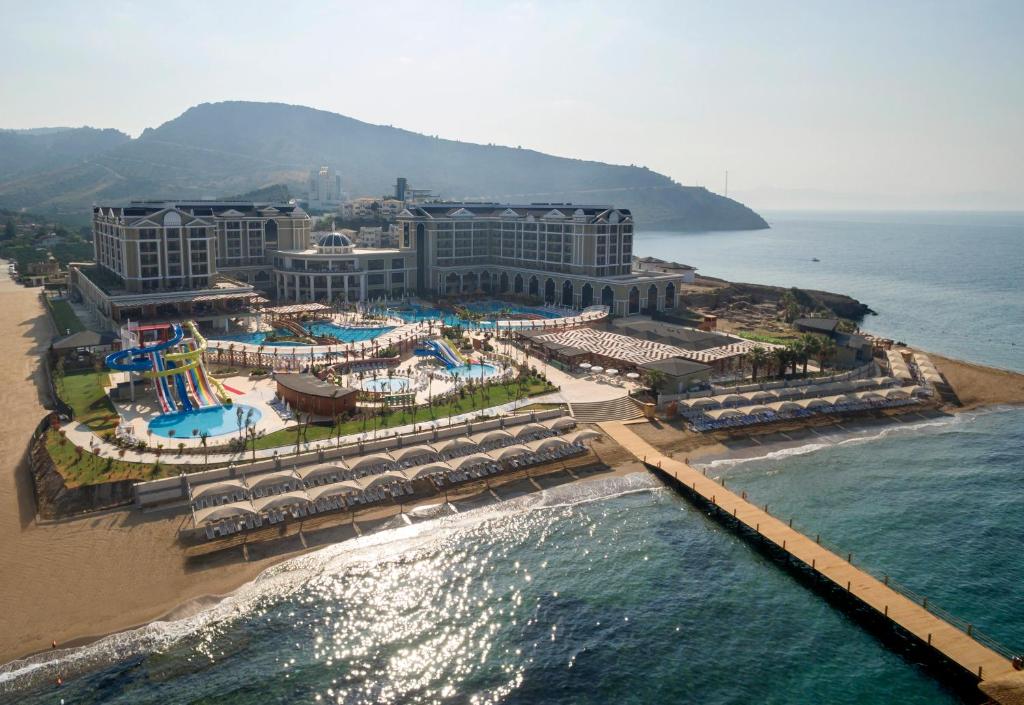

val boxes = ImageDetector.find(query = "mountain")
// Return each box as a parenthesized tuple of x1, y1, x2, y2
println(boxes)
(0, 101, 767, 231)
(0, 127, 130, 180)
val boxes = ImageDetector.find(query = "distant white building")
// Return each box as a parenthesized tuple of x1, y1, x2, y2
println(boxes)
(307, 166, 344, 210)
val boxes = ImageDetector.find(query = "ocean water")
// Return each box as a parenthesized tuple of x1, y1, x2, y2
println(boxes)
(638, 211, 1024, 372)
(2, 212, 1022, 703)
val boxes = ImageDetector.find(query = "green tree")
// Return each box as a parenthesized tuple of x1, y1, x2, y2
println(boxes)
(748, 346, 768, 381)
(3, 219, 15, 241)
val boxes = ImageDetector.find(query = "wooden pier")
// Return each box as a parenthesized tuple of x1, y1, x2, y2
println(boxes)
(601, 421, 1024, 703)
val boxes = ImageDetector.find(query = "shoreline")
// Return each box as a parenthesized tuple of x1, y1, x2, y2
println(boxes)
(3, 262, 1024, 684)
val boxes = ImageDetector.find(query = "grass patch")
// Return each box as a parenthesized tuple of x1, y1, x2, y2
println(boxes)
(45, 429, 159, 486)
(735, 330, 799, 346)
(254, 377, 555, 451)
(513, 402, 566, 413)
(56, 369, 119, 431)
(46, 297, 86, 335)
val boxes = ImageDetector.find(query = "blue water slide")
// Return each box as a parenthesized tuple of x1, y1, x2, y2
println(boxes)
(105, 324, 185, 373)
(167, 360, 194, 412)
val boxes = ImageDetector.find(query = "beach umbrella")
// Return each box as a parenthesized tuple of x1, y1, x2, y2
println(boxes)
(626, 372, 640, 379)
(606, 369, 619, 376)
(590, 366, 604, 373)
(579, 363, 592, 370)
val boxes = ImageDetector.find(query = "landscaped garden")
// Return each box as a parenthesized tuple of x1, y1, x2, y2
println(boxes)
(55, 369, 119, 431)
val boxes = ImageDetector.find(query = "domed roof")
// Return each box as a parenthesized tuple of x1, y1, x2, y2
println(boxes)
(316, 232, 354, 252)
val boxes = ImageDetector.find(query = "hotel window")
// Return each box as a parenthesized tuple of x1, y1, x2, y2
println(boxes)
(402, 222, 410, 248)
(391, 258, 404, 270)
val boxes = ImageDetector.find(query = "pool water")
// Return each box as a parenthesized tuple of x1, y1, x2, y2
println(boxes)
(211, 323, 394, 346)
(446, 363, 497, 380)
(360, 376, 415, 393)
(378, 300, 562, 328)
(148, 404, 263, 438)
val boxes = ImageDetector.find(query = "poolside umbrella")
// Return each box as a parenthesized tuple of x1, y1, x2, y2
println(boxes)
(579, 363, 592, 370)
(590, 366, 604, 373)
(606, 369, 619, 376)
(626, 372, 640, 379)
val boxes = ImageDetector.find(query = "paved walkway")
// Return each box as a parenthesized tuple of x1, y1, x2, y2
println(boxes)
(62, 391, 567, 466)
(603, 420, 1018, 692)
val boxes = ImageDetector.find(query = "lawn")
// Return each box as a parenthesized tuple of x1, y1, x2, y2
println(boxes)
(45, 429, 160, 486)
(253, 377, 555, 451)
(735, 329, 800, 346)
(46, 297, 86, 335)
(56, 369, 119, 431)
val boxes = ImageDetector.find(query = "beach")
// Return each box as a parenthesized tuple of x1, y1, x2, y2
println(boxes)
(0, 268, 642, 669)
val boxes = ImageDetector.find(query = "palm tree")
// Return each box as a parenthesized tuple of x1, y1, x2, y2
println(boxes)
(787, 340, 806, 377)
(199, 431, 210, 470)
(800, 334, 821, 376)
(818, 338, 837, 371)
(772, 347, 790, 378)
(748, 346, 769, 381)
(646, 369, 666, 396)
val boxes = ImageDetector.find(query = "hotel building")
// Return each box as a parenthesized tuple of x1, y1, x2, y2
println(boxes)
(74, 199, 690, 329)
(394, 203, 688, 316)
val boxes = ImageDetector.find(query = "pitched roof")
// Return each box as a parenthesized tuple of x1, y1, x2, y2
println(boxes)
(794, 317, 839, 334)
(638, 356, 712, 377)
(275, 373, 357, 399)
(51, 330, 119, 350)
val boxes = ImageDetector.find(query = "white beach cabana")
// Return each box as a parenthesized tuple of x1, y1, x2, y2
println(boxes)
(488, 444, 532, 460)
(307, 480, 363, 501)
(299, 465, 347, 486)
(797, 398, 831, 410)
(357, 471, 408, 491)
(433, 437, 480, 454)
(528, 437, 571, 453)
(685, 397, 721, 410)
(448, 453, 493, 470)
(706, 408, 743, 420)
(544, 416, 577, 431)
(717, 393, 750, 406)
(194, 501, 257, 527)
(251, 491, 310, 514)
(389, 444, 438, 462)
(513, 423, 548, 438)
(248, 471, 302, 495)
(562, 429, 602, 444)
(404, 462, 453, 481)
(347, 453, 395, 472)
(190, 479, 248, 502)
(471, 429, 513, 446)
(747, 390, 778, 402)
(767, 401, 802, 413)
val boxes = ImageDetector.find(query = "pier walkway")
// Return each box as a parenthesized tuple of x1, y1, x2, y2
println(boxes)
(601, 421, 1023, 700)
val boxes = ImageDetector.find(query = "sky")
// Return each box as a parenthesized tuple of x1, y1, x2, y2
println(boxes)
(1, 0, 1022, 211)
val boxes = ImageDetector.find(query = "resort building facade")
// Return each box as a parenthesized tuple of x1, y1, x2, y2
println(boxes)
(395, 203, 688, 316)
(75, 199, 691, 328)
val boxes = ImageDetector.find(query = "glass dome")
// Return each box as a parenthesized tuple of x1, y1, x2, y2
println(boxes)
(316, 232, 354, 253)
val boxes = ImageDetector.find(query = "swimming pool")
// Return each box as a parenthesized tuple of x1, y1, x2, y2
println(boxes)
(360, 376, 415, 393)
(148, 404, 263, 438)
(211, 323, 394, 346)
(445, 363, 498, 380)
(377, 300, 563, 328)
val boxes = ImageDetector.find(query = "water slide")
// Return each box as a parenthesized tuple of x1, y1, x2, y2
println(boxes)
(415, 340, 464, 368)
(105, 322, 229, 411)
(149, 352, 177, 413)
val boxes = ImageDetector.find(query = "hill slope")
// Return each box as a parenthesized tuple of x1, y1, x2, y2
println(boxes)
(0, 101, 767, 231)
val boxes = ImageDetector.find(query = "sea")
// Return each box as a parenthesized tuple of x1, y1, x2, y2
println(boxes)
(2, 211, 1023, 704)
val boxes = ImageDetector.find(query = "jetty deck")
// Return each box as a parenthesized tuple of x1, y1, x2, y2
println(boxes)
(601, 421, 1022, 699)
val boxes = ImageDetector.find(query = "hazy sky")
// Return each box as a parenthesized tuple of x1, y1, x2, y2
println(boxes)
(2, 0, 1022, 210)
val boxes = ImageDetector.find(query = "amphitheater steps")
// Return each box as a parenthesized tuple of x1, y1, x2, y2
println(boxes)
(568, 395, 644, 422)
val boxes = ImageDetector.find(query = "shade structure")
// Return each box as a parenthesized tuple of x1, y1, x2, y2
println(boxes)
(747, 390, 778, 402)
(686, 397, 721, 409)
(527, 436, 570, 453)
(605, 369, 619, 376)
(248, 471, 301, 492)
(798, 398, 831, 409)
(562, 429, 602, 444)
(194, 501, 257, 526)
(357, 471, 408, 491)
(513, 423, 548, 438)
(307, 480, 363, 501)
(718, 394, 749, 406)
(736, 404, 773, 416)
(590, 366, 604, 373)
(448, 453, 493, 470)
(432, 437, 480, 454)
(488, 444, 531, 460)
(251, 491, 310, 513)
(470, 429, 513, 446)
(544, 416, 577, 431)
(404, 462, 452, 481)
(191, 479, 248, 501)
(706, 408, 743, 420)
(347, 453, 395, 471)
(626, 372, 640, 379)
(389, 444, 437, 462)
(854, 391, 885, 401)
(767, 400, 802, 413)
(579, 363, 592, 370)
(298, 465, 347, 485)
